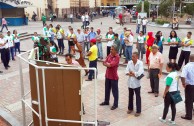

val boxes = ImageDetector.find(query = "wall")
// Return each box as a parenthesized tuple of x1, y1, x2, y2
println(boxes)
(101, 0, 119, 6)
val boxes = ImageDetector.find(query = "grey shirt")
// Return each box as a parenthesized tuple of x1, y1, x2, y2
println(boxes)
(76, 32, 85, 43)
(125, 60, 144, 89)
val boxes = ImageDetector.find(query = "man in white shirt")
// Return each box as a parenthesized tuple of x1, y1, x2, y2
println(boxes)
(0, 33, 10, 70)
(178, 32, 193, 69)
(5, 31, 15, 60)
(142, 17, 148, 34)
(136, 16, 141, 34)
(125, 52, 144, 117)
(76, 29, 85, 55)
(70, 13, 73, 24)
(85, 13, 90, 26)
(124, 31, 134, 64)
(81, 14, 86, 29)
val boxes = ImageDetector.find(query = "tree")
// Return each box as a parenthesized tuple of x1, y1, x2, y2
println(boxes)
(136, 0, 150, 14)
(184, 3, 194, 16)
(159, 0, 173, 18)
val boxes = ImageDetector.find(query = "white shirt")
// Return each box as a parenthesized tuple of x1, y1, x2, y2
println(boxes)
(124, 35, 134, 46)
(181, 62, 194, 85)
(76, 32, 85, 43)
(181, 37, 193, 51)
(70, 14, 73, 18)
(56, 31, 63, 39)
(12, 34, 20, 43)
(137, 36, 145, 44)
(165, 71, 180, 92)
(81, 15, 85, 22)
(125, 60, 144, 89)
(137, 18, 142, 24)
(106, 34, 114, 47)
(142, 19, 148, 25)
(0, 38, 8, 49)
(5, 35, 14, 47)
(85, 15, 89, 21)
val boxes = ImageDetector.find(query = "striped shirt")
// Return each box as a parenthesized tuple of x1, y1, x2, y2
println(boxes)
(181, 62, 194, 85)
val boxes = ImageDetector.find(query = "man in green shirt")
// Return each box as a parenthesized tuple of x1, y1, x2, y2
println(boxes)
(113, 33, 121, 52)
(41, 14, 47, 27)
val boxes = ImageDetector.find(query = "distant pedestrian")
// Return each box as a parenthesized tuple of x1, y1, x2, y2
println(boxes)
(56, 27, 64, 55)
(178, 32, 193, 69)
(136, 31, 146, 60)
(181, 54, 194, 120)
(41, 14, 46, 27)
(0, 17, 8, 32)
(142, 17, 148, 34)
(5, 31, 15, 61)
(12, 30, 21, 56)
(119, 27, 127, 57)
(96, 28, 103, 60)
(157, 31, 165, 53)
(119, 13, 124, 26)
(106, 28, 114, 56)
(85, 39, 98, 81)
(125, 52, 144, 117)
(148, 44, 164, 97)
(70, 13, 73, 24)
(136, 16, 141, 34)
(159, 62, 180, 125)
(100, 44, 120, 110)
(154, 34, 163, 53)
(113, 33, 121, 52)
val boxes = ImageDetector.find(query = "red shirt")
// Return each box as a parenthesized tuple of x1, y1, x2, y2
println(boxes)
(119, 14, 122, 19)
(104, 54, 120, 80)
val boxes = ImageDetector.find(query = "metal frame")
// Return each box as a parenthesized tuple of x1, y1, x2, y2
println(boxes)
(18, 48, 98, 126)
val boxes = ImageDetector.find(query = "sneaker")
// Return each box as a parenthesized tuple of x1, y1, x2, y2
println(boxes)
(168, 119, 176, 125)
(159, 117, 166, 123)
(135, 113, 141, 117)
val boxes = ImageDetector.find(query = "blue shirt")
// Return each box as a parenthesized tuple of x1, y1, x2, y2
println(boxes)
(120, 33, 125, 45)
(88, 32, 96, 41)
(181, 62, 194, 85)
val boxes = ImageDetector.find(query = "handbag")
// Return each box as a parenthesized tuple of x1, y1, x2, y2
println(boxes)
(170, 76, 182, 104)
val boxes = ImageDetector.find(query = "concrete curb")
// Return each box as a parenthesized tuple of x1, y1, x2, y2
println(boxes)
(0, 108, 21, 126)
(148, 23, 194, 29)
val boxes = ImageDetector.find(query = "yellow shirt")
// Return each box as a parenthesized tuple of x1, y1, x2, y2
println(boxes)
(88, 45, 98, 61)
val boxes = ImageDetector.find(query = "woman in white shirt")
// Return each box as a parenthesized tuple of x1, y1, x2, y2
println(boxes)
(136, 31, 145, 60)
(12, 30, 21, 56)
(159, 63, 180, 125)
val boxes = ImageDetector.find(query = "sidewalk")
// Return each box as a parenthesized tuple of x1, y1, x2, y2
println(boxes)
(148, 22, 194, 29)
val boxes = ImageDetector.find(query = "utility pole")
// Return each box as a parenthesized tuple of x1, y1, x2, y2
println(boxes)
(141, 0, 144, 12)
(79, 0, 81, 13)
(173, 0, 175, 19)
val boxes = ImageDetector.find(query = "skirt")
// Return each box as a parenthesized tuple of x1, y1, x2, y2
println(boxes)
(169, 46, 178, 59)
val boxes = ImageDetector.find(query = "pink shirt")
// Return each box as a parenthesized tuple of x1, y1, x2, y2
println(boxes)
(2, 18, 7, 25)
(149, 52, 164, 69)
(64, 60, 79, 66)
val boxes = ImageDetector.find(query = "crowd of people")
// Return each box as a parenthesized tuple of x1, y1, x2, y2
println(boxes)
(0, 16, 194, 125)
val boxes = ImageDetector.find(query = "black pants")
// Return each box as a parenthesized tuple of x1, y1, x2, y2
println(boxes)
(150, 69, 160, 93)
(88, 59, 97, 80)
(1, 24, 8, 32)
(104, 78, 119, 107)
(162, 92, 177, 121)
(185, 85, 194, 119)
(107, 46, 111, 56)
(178, 51, 190, 69)
(128, 87, 141, 113)
(1, 48, 10, 68)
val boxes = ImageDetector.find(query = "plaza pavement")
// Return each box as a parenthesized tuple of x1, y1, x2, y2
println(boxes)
(0, 17, 194, 126)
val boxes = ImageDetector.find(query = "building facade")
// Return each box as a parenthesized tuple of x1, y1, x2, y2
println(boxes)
(101, 0, 119, 6)
(25, 0, 101, 19)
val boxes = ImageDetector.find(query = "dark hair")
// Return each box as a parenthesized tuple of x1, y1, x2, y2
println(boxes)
(65, 53, 73, 58)
(50, 41, 59, 52)
(49, 24, 53, 27)
(170, 30, 177, 39)
(156, 31, 161, 36)
(109, 27, 113, 29)
(133, 52, 139, 57)
(188, 32, 192, 35)
(155, 34, 161, 42)
(167, 62, 179, 71)
(13, 30, 16, 34)
(114, 33, 118, 37)
(56, 26, 60, 30)
(140, 31, 144, 35)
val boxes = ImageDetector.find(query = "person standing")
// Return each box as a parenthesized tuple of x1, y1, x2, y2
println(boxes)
(76, 29, 85, 55)
(106, 29, 114, 56)
(181, 54, 194, 120)
(136, 31, 146, 60)
(85, 13, 90, 26)
(5, 31, 15, 61)
(69, 13, 73, 24)
(113, 33, 121, 52)
(88, 27, 96, 42)
(96, 28, 103, 60)
(81, 14, 86, 29)
(0, 17, 8, 32)
(157, 31, 165, 53)
(148, 45, 164, 97)
(136, 16, 141, 34)
(49, 24, 55, 41)
(119, 27, 127, 57)
(0, 33, 10, 70)
(119, 13, 124, 26)
(125, 52, 144, 117)
(142, 17, 148, 34)
(154, 34, 163, 53)
(100, 44, 120, 110)
(56, 27, 64, 55)
(146, 32, 155, 64)
(49, 41, 58, 62)
(12, 30, 21, 56)
(178, 32, 193, 69)
(123, 31, 134, 64)
(85, 39, 98, 81)
(167, 31, 180, 63)
(41, 14, 47, 27)
(42, 23, 48, 36)
(159, 63, 180, 125)
(67, 28, 76, 54)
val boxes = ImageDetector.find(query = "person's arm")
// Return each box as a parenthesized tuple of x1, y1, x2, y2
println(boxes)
(184, 40, 193, 47)
(181, 66, 187, 88)
(163, 86, 170, 98)
(134, 62, 144, 77)
(136, 38, 139, 48)
(159, 56, 164, 75)
(163, 76, 173, 98)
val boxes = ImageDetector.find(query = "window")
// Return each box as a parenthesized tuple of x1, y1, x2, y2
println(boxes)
(107, 3, 110, 6)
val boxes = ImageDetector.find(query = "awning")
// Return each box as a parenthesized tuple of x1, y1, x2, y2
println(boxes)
(0, 0, 33, 8)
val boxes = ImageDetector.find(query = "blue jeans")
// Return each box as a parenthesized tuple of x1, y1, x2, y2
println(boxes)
(136, 24, 140, 34)
(97, 42, 103, 58)
(88, 59, 97, 80)
(51, 34, 55, 41)
(57, 39, 64, 53)
(15, 42, 20, 55)
(119, 44, 126, 57)
(105, 78, 119, 107)
(142, 25, 146, 34)
(10, 47, 15, 60)
(125, 46, 133, 61)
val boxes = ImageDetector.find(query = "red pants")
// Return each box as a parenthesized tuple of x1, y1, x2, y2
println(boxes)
(146, 49, 151, 64)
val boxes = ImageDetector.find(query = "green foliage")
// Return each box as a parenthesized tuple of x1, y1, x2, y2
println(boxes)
(155, 19, 170, 25)
(184, 3, 194, 16)
(137, 0, 150, 14)
(159, 0, 173, 18)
